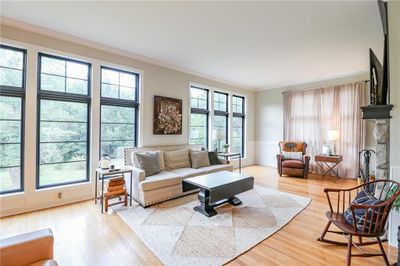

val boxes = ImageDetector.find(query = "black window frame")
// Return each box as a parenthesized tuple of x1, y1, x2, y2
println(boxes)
(100, 66, 140, 159)
(0, 44, 27, 195)
(232, 95, 245, 157)
(36, 52, 91, 189)
(213, 91, 229, 151)
(189, 86, 209, 148)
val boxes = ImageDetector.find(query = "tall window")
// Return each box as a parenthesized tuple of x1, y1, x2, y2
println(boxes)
(189, 86, 209, 147)
(0, 45, 26, 194)
(37, 53, 91, 188)
(212, 92, 228, 151)
(100, 66, 139, 160)
(232, 95, 245, 156)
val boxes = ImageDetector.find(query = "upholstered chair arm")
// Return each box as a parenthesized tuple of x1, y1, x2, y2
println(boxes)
(0, 228, 55, 266)
(277, 153, 283, 176)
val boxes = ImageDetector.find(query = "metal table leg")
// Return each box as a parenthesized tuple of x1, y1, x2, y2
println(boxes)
(101, 174, 105, 213)
(129, 172, 133, 206)
(239, 155, 242, 173)
(94, 172, 98, 204)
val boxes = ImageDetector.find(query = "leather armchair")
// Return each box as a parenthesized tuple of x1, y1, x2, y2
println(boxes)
(277, 141, 310, 178)
(0, 228, 57, 266)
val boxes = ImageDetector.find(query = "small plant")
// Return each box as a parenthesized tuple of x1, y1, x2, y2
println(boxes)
(222, 144, 230, 153)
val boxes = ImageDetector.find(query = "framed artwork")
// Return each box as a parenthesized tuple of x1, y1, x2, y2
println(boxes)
(153, 96, 183, 135)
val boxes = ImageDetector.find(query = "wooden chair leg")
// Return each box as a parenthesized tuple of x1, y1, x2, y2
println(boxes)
(318, 221, 331, 241)
(105, 197, 109, 213)
(124, 193, 128, 206)
(376, 237, 390, 266)
(347, 235, 352, 266)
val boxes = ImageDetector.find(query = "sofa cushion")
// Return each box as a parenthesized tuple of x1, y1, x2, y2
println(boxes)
(139, 171, 182, 191)
(170, 167, 208, 178)
(282, 160, 304, 169)
(282, 151, 303, 160)
(190, 150, 210, 169)
(157, 150, 166, 171)
(199, 164, 233, 173)
(164, 149, 191, 170)
(135, 152, 160, 177)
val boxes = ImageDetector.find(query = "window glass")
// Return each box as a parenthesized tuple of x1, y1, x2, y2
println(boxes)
(100, 105, 135, 159)
(101, 67, 137, 101)
(0, 96, 23, 193)
(40, 55, 89, 95)
(38, 100, 89, 187)
(0, 46, 25, 88)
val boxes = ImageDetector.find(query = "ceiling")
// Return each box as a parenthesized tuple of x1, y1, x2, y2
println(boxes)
(0, 1, 383, 90)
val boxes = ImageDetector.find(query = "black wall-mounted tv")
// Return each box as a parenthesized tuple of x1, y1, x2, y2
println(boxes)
(370, 0, 390, 105)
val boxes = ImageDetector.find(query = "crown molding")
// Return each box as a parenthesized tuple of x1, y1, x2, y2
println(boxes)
(0, 16, 256, 91)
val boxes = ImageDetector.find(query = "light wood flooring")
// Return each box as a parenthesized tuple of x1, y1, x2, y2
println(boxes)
(0, 165, 397, 265)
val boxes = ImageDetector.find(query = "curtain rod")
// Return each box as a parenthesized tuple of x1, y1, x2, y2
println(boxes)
(281, 80, 369, 94)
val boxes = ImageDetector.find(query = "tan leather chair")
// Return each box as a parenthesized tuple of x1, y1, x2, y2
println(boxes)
(277, 141, 310, 178)
(0, 228, 57, 266)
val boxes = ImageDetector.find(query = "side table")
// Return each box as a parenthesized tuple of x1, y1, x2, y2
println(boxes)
(217, 152, 242, 173)
(315, 155, 343, 177)
(95, 167, 133, 213)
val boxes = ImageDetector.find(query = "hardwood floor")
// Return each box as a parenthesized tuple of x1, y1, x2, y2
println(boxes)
(1, 165, 397, 265)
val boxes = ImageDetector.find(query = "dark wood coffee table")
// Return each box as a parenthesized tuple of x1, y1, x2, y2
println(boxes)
(182, 171, 254, 217)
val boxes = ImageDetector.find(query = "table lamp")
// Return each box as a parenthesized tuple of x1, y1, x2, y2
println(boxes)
(328, 130, 340, 155)
(213, 130, 225, 151)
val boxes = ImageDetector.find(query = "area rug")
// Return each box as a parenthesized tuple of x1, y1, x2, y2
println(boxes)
(115, 185, 311, 266)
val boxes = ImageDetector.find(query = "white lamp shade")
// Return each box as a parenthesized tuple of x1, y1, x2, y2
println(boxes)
(213, 130, 225, 140)
(328, 130, 340, 141)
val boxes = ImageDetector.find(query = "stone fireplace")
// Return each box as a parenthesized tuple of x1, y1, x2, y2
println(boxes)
(374, 119, 390, 180)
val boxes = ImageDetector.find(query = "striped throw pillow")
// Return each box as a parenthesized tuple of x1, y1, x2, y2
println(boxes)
(282, 151, 303, 160)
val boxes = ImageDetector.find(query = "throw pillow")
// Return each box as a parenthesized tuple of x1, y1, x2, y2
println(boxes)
(135, 151, 160, 177)
(343, 190, 384, 231)
(282, 151, 303, 160)
(156, 150, 166, 171)
(164, 149, 191, 170)
(190, 150, 211, 169)
(208, 151, 222, 165)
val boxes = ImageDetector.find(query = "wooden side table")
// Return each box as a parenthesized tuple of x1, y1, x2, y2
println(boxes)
(315, 155, 343, 177)
(95, 167, 133, 213)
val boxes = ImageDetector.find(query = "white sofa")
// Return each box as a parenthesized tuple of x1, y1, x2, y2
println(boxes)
(123, 144, 233, 207)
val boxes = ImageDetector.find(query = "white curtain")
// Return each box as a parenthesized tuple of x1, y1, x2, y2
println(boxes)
(283, 81, 367, 178)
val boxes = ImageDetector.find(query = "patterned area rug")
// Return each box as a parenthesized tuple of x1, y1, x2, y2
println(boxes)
(115, 185, 311, 266)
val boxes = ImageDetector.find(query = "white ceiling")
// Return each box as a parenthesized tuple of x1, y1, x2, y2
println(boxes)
(1, 1, 383, 90)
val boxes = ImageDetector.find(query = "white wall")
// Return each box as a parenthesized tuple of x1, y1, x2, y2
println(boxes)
(388, 0, 400, 247)
(0, 24, 256, 216)
(255, 73, 373, 168)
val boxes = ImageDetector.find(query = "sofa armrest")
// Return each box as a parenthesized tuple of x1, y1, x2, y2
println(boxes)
(0, 228, 54, 266)
(132, 166, 145, 182)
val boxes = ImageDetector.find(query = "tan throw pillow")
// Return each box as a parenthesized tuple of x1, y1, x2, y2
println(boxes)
(164, 149, 191, 170)
(157, 150, 166, 171)
(190, 150, 210, 169)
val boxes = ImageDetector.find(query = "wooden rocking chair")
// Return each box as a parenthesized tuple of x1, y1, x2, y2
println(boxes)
(318, 179, 400, 266)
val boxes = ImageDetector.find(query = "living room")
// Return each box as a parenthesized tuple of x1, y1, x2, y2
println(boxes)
(0, 1, 399, 266)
